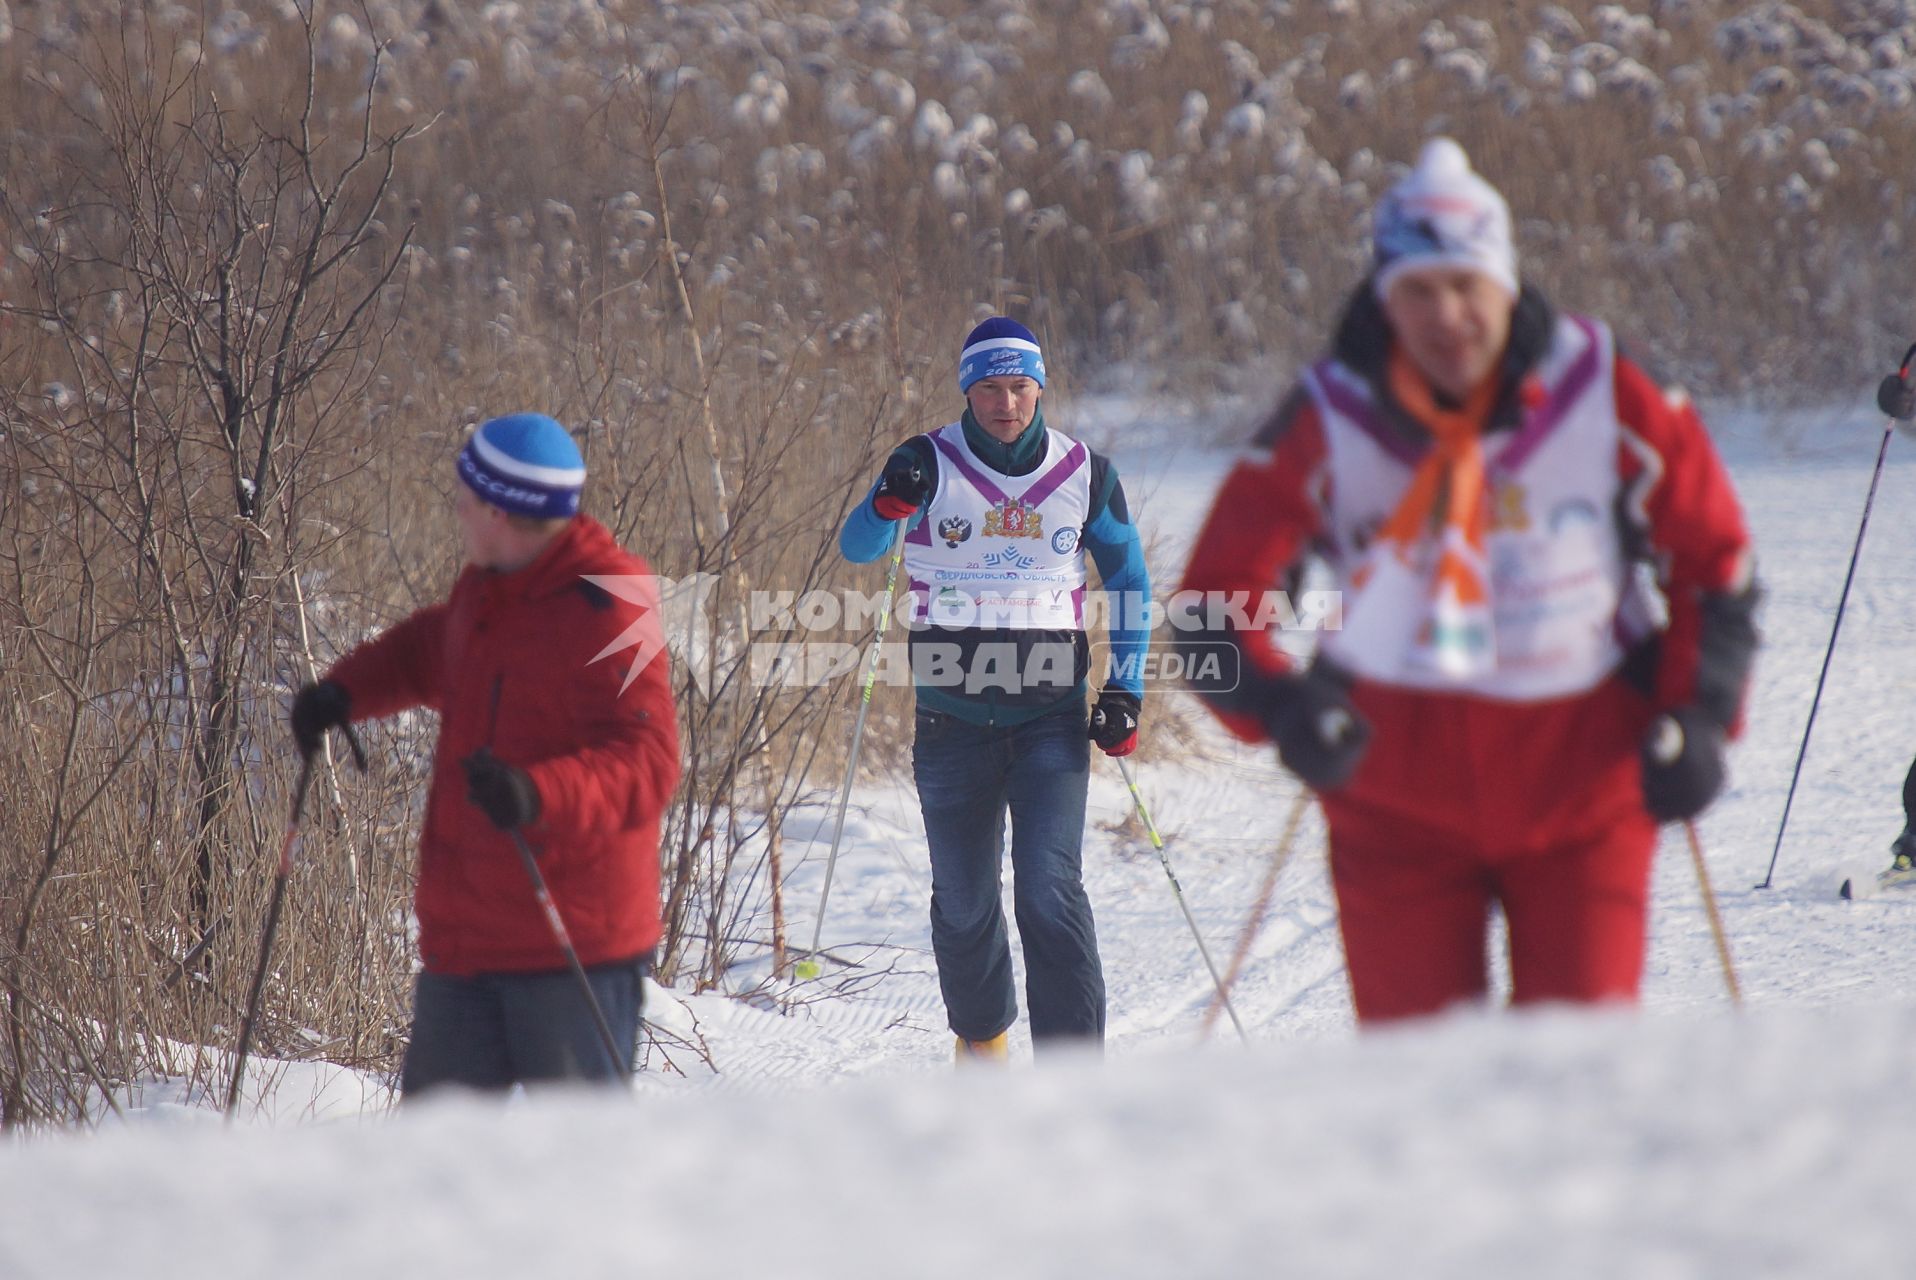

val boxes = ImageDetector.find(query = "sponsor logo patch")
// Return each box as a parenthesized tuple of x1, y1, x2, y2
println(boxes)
(983, 546, 1038, 570)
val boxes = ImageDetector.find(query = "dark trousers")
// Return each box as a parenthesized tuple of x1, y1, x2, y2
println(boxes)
(912, 699, 1104, 1050)
(399, 957, 646, 1098)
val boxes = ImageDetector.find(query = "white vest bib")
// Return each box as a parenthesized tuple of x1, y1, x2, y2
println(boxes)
(1308, 315, 1630, 701)
(904, 421, 1092, 630)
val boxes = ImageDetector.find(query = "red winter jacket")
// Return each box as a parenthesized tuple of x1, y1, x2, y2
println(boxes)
(1179, 288, 1757, 852)
(328, 516, 681, 975)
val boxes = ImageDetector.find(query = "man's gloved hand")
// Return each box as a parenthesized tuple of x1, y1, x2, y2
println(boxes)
(290, 680, 352, 760)
(872, 455, 930, 521)
(461, 748, 542, 832)
(1088, 688, 1142, 757)
(1640, 706, 1727, 823)
(1878, 370, 1916, 423)
(1264, 667, 1371, 791)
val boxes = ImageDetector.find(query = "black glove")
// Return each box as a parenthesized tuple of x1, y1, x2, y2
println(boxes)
(1088, 688, 1142, 757)
(1264, 667, 1370, 791)
(1640, 706, 1727, 823)
(461, 748, 542, 832)
(290, 680, 352, 760)
(872, 455, 930, 521)
(1879, 371, 1916, 422)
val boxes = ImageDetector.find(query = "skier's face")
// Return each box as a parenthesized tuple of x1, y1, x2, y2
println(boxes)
(1382, 267, 1514, 401)
(454, 478, 506, 569)
(454, 473, 567, 572)
(966, 375, 1043, 443)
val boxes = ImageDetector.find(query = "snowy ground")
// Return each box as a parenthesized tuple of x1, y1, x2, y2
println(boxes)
(9, 397, 1916, 1278)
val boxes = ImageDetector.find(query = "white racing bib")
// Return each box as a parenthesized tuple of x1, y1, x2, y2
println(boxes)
(903, 421, 1091, 631)
(1310, 315, 1631, 701)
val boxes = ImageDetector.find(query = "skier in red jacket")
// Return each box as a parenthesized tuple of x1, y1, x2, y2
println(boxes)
(291, 413, 681, 1093)
(1178, 139, 1758, 1024)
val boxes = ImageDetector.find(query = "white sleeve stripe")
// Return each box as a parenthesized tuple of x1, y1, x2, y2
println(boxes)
(1617, 424, 1663, 536)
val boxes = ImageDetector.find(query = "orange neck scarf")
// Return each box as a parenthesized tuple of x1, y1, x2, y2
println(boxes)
(1382, 347, 1496, 544)
(1345, 350, 1498, 677)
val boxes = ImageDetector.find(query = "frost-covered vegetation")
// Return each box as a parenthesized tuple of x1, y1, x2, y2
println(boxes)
(11, 0, 1915, 400)
(10, 0, 1911, 394)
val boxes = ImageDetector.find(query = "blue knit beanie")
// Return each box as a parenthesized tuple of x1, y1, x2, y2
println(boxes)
(456, 413, 586, 519)
(958, 317, 1046, 393)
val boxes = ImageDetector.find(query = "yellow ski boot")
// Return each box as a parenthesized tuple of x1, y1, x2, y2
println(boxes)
(954, 1031, 1010, 1064)
(1894, 827, 1916, 874)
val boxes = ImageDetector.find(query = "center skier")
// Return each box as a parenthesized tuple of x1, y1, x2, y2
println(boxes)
(840, 316, 1151, 1060)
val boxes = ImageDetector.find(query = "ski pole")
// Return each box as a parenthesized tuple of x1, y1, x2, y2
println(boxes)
(1116, 756, 1249, 1046)
(227, 721, 366, 1122)
(796, 519, 906, 981)
(505, 827, 632, 1081)
(1686, 820, 1742, 1007)
(1202, 789, 1310, 1040)
(1758, 342, 1916, 889)
(485, 677, 631, 1083)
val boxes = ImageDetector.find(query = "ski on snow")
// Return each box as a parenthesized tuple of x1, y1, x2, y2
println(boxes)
(1839, 866, 1916, 900)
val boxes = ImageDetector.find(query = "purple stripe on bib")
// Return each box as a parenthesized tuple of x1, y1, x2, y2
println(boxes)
(1312, 362, 1426, 468)
(1019, 440, 1088, 508)
(1491, 316, 1602, 477)
(930, 431, 1010, 506)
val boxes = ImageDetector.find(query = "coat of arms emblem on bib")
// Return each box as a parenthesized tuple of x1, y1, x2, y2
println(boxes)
(983, 497, 1044, 539)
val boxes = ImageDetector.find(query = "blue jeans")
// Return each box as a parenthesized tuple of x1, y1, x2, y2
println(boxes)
(399, 957, 646, 1098)
(912, 699, 1104, 1050)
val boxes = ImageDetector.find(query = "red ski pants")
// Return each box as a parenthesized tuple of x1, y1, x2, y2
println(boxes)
(1326, 809, 1658, 1024)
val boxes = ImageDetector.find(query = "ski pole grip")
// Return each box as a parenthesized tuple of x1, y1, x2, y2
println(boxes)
(1878, 372, 1916, 422)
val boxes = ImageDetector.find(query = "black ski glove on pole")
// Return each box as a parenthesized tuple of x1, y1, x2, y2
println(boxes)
(1088, 688, 1142, 757)
(462, 748, 542, 832)
(1879, 370, 1916, 422)
(1264, 666, 1371, 791)
(872, 455, 930, 521)
(1641, 706, 1728, 823)
(290, 680, 352, 760)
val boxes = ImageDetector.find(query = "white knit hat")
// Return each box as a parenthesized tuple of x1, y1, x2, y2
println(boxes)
(1371, 138, 1518, 300)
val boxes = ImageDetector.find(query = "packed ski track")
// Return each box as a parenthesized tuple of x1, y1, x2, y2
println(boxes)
(12, 398, 1916, 1278)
